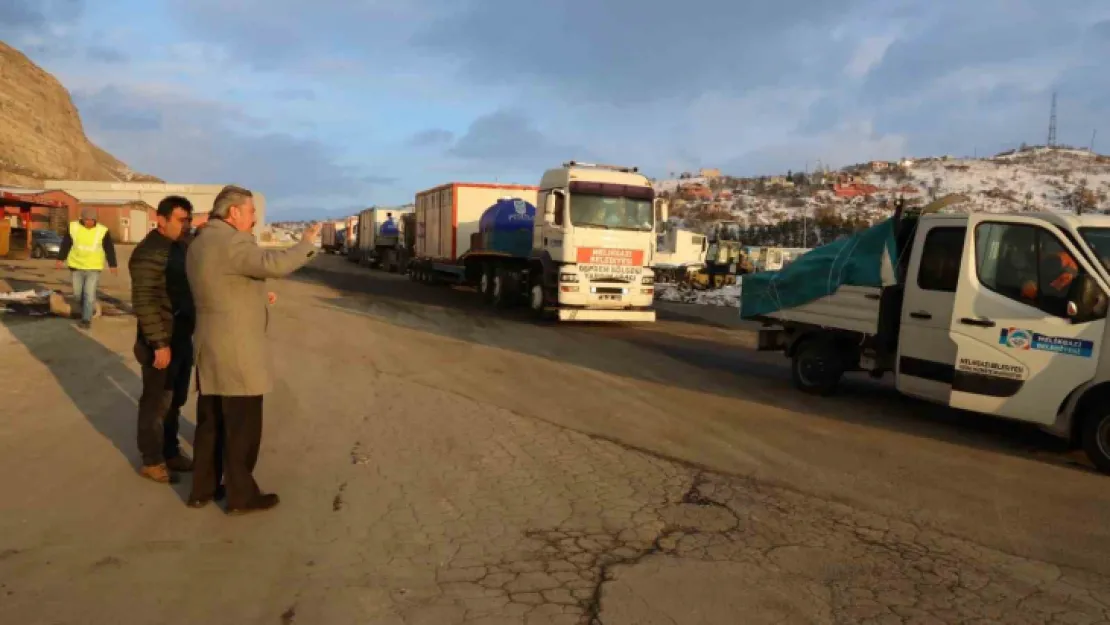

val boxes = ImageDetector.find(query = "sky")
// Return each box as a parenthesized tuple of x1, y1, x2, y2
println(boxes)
(1, 0, 1108, 220)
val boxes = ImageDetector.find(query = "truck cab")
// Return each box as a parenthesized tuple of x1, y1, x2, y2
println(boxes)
(531, 161, 662, 321)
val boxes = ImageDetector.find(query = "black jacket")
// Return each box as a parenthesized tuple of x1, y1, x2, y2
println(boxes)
(128, 230, 194, 348)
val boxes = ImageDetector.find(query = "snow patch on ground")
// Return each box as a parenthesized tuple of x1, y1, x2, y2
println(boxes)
(655, 282, 741, 307)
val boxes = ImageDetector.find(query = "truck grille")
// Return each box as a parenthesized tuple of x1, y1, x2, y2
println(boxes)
(594, 287, 625, 295)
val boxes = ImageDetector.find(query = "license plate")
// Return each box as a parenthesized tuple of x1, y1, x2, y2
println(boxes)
(599, 294, 622, 301)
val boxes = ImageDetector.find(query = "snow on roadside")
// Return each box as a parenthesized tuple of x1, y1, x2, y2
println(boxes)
(654, 282, 741, 307)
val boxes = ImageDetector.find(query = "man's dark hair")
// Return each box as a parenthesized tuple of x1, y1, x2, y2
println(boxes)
(157, 195, 194, 218)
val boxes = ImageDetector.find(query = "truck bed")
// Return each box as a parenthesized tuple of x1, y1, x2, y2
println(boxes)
(765, 285, 881, 335)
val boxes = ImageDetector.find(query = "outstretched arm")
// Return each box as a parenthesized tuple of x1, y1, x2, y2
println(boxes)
(226, 231, 318, 280)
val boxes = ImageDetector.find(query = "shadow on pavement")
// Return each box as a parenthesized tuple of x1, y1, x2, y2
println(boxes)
(292, 258, 1091, 474)
(0, 282, 195, 472)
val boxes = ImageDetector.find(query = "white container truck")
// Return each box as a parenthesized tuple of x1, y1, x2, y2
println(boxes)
(320, 222, 341, 254)
(753, 209, 1110, 473)
(409, 162, 663, 322)
(355, 205, 414, 271)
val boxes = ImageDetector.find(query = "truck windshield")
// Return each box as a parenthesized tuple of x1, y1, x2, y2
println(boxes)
(569, 194, 653, 232)
(1079, 228, 1110, 272)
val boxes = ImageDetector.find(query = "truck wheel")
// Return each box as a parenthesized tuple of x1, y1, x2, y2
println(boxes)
(492, 269, 515, 308)
(479, 268, 494, 302)
(791, 339, 844, 396)
(529, 283, 548, 319)
(1080, 408, 1110, 475)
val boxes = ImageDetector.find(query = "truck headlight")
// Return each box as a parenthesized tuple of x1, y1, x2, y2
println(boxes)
(641, 276, 654, 285)
(560, 273, 578, 283)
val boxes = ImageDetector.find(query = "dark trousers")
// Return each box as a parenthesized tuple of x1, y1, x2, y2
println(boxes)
(135, 338, 193, 466)
(191, 394, 263, 508)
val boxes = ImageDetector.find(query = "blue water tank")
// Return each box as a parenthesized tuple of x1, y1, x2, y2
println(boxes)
(478, 198, 536, 258)
(380, 216, 399, 236)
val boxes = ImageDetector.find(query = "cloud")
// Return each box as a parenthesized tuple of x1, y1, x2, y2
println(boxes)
(86, 44, 127, 64)
(0, 0, 47, 28)
(0, 0, 84, 55)
(447, 110, 580, 167)
(416, 0, 874, 104)
(274, 87, 316, 101)
(5, 0, 1110, 216)
(845, 34, 897, 79)
(407, 128, 454, 147)
(73, 84, 389, 214)
(165, 0, 446, 74)
(74, 86, 162, 130)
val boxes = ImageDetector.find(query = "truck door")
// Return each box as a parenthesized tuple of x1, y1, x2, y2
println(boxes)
(947, 215, 1108, 425)
(896, 221, 966, 402)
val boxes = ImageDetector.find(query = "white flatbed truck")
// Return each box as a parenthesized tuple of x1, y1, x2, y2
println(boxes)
(754, 209, 1110, 473)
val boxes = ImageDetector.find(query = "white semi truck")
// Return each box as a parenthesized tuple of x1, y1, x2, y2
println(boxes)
(409, 162, 662, 322)
(753, 210, 1110, 473)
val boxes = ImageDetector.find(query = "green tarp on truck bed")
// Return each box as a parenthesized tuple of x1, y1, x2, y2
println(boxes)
(739, 218, 899, 319)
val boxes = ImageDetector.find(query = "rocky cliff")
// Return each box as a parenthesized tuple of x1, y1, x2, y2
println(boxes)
(0, 41, 160, 188)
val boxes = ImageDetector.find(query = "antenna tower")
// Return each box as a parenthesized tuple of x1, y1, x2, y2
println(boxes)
(1047, 91, 1058, 147)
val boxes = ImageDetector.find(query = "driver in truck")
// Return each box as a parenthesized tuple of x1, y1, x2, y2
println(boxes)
(1018, 247, 1079, 305)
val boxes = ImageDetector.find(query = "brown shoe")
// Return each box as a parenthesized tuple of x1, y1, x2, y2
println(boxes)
(165, 455, 194, 472)
(227, 493, 280, 516)
(138, 463, 179, 484)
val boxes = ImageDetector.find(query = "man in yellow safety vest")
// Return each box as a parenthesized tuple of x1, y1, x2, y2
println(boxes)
(56, 207, 118, 329)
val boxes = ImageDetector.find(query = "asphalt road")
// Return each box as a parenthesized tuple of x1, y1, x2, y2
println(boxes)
(1, 251, 1109, 625)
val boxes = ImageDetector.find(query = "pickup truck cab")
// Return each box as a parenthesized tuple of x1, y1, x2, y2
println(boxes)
(759, 210, 1110, 473)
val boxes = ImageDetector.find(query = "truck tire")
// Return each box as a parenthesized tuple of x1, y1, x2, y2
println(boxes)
(791, 339, 844, 396)
(529, 283, 549, 319)
(1080, 408, 1110, 475)
(479, 267, 494, 302)
(492, 268, 515, 308)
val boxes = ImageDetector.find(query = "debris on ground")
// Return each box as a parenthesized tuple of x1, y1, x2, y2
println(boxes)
(0, 289, 54, 315)
(48, 292, 103, 319)
(654, 282, 742, 307)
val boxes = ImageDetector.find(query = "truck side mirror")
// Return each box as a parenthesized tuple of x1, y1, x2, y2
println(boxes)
(1067, 273, 1108, 323)
(544, 193, 557, 223)
(653, 198, 667, 230)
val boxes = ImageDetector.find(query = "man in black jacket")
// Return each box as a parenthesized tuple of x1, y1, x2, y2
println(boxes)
(129, 196, 201, 485)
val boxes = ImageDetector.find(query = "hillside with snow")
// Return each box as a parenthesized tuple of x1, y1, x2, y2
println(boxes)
(655, 147, 1110, 234)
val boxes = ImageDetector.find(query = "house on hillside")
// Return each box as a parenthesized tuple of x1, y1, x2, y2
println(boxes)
(869, 161, 891, 172)
(833, 182, 881, 198)
(678, 183, 713, 201)
(699, 168, 722, 179)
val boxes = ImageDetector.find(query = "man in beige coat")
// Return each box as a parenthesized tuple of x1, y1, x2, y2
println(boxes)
(185, 185, 321, 514)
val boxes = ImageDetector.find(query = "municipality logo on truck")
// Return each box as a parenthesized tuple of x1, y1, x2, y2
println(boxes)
(999, 327, 1094, 358)
(576, 247, 644, 280)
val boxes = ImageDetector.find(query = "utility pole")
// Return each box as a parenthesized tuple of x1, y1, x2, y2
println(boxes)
(1091, 129, 1098, 153)
(802, 209, 807, 248)
(1047, 91, 1058, 147)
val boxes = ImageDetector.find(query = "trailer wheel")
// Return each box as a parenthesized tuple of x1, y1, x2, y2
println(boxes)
(791, 339, 844, 396)
(1080, 408, 1110, 475)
